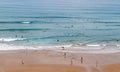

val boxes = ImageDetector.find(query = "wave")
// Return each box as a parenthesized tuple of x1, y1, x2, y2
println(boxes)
(18, 16, 74, 19)
(106, 25, 120, 27)
(0, 21, 75, 24)
(87, 28, 120, 31)
(92, 21, 120, 23)
(0, 38, 26, 42)
(21, 21, 31, 24)
(0, 21, 32, 24)
(0, 28, 49, 31)
(1, 20, 120, 25)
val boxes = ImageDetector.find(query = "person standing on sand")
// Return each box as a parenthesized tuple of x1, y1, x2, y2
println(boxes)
(81, 57, 83, 64)
(70, 57, 74, 65)
(21, 60, 24, 65)
(64, 52, 66, 58)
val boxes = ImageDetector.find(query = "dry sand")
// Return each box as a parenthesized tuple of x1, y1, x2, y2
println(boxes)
(0, 50, 120, 72)
(4, 64, 86, 72)
(102, 64, 120, 72)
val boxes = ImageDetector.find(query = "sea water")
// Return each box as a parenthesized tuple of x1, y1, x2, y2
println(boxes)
(0, 0, 120, 47)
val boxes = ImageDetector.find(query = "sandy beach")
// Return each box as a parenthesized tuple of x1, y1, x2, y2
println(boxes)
(0, 0, 120, 71)
(0, 49, 120, 72)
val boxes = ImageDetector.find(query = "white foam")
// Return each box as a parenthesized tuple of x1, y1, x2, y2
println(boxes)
(86, 44, 101, 46)
(0, 38, 26, 42)
(0, 44, 37, 50)
(0, 43, 120, 54)
(22, 21, 31, 24)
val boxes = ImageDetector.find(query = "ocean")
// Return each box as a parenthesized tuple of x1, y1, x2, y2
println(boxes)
(0, 0, 120, 47)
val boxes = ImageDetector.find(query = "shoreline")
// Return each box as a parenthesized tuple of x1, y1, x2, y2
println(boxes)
(0, 49, 120, 72)
(0, 43, 120, 54)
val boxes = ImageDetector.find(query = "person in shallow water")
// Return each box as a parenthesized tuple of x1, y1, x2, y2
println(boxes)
(21, 36, 23, 38)
(2, 39, 4, 41)
(15, 35, 18, 38)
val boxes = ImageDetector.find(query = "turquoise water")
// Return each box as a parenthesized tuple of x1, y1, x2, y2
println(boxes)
(0, 0, 120, 46)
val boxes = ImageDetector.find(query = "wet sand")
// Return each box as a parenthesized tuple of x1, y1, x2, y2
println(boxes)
(0, 50, 120, 72)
